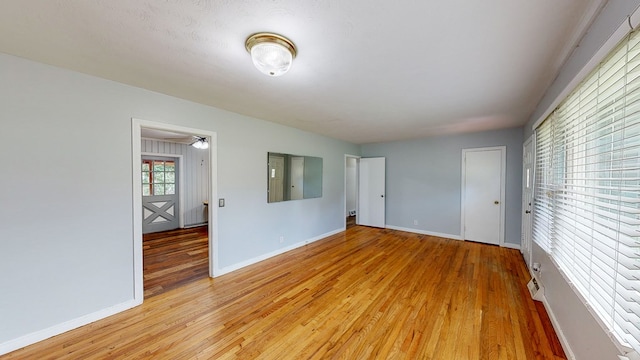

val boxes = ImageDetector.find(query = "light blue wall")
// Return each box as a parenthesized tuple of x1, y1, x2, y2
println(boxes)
(524, 2, 640, 359)
(0, 52, 358, 347)
(361, 127, 523, 246)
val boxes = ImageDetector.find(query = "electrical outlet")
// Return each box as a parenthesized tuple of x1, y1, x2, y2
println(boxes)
(279, 236, 284, 243)
(413, 220, 418, 225)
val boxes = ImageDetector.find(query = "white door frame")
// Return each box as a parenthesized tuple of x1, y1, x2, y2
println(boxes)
(141, 153, 185, 229)
(132, 118, 218, 305)
(460, 146, 506, 246)
(344, 154, 361, 229)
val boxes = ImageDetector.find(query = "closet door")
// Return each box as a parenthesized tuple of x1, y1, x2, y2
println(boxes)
(358, 157, 386, 228)
(462, 147, 505, 245)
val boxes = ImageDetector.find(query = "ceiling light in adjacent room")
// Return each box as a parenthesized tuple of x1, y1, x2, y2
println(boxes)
(245, 32, 297, 77)
(191, 137, 209, 149)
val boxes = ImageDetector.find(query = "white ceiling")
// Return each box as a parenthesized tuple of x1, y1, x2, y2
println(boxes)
(0, 0, 605, 144)
(140, 128, 200, 143)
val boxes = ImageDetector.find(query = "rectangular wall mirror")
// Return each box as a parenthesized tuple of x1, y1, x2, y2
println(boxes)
(268, 152, 323, 203)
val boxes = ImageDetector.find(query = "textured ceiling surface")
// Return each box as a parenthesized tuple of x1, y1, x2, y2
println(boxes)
(0, 0, 605, 143)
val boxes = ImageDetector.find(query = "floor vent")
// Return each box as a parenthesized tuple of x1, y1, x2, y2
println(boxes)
(527, 276, 544, 301)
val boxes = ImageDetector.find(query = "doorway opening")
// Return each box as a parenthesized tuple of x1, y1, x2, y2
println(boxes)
(344, 155, 386, 229)
(132, 118, 218, 303)
(345, 155, 359, 229)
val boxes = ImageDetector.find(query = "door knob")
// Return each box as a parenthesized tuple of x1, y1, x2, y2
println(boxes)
(525, 210, 531, 214)
(381, 195, 384, 198)
(494, 201, 499, 205)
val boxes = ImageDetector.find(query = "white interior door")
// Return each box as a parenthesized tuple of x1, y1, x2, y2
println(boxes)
(462, 148, 505, 245)
(521, 136, 534, 267)
(358, 157, 385, 228)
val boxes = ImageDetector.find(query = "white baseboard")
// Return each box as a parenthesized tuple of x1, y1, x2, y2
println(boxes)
(0, 299, 141, 356)
(214, 228, 344, 276)
(385, 225, 463, 240)
(183, 223, 207, 229)
(540, 295, 576, 360)
(502, 242, 521, 250)
(385, 226, 521, 250)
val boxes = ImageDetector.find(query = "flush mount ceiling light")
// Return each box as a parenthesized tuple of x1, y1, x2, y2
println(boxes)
(191, 137, 209, 149)
(245, 32, 297, 77)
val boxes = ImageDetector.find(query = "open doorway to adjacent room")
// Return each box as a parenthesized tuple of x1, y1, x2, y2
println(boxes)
(344, 155, 387, 230)
(132, 119, 217, 302)
(345, 155, 359, 229)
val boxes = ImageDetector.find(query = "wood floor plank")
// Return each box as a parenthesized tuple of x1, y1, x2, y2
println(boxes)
(2, 226, 566, 359)
(143, 226, 209, 298)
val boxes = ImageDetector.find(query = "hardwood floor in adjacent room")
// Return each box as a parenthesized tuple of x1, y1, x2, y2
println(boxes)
(346, 215, 356, 228)
(2, 226, 565, 359)
(143, 226, 209, 298)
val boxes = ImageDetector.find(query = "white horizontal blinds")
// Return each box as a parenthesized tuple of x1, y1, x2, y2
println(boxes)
(533, 30, 640, 352)
(583, 36, 627, 342)
(614, 32, 640, 350)
(533, 115, 554, 252)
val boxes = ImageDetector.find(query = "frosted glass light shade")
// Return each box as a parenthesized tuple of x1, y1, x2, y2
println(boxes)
(246, 33, 297, 77)
(251, 42, 292, 76)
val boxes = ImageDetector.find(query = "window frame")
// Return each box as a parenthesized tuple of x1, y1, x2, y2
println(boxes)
(142, 159, 176, 197)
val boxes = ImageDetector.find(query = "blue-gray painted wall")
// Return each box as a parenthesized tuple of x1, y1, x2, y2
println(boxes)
(0, 52, 359, 346)
(361, 127, 524, 246)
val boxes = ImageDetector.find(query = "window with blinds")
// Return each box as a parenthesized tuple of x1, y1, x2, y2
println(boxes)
(533, 30, 640, 353)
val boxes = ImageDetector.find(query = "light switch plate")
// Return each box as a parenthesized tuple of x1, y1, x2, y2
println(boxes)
(219, 198, 225, 207)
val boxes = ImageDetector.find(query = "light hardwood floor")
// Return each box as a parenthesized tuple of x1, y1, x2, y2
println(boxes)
(2, 226, 565, 359)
